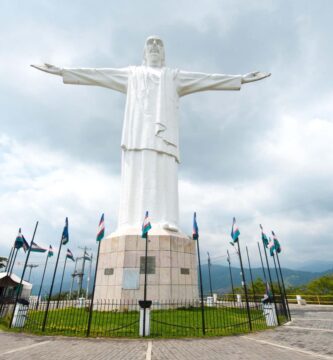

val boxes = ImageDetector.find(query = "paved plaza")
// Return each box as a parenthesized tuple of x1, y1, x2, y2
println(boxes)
(0, 305, 332, 359)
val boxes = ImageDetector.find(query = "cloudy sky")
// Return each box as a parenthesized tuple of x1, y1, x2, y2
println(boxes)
(1, 0, 332, 278)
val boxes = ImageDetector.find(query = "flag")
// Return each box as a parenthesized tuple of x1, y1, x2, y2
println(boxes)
(230, 217, 240, 243)
(22, 235, 30, 253)
(14, 228, 24, 249)
(61, 217, 69, 245)
(48, 245, 54, 258)
(260, 224, 269, 248)
(30, 241, 47, 253)
(192, 212, 199, 240)
(96, 213, 105, 242)
(141, 211, 152, 238)
(268, 238, 275, 256)
(272, 231, 281, 253)
(84, 251, 91, 261)
(66, 248, 75, 262)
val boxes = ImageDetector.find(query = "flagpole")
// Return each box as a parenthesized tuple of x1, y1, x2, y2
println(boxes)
(246, 246, 257, 306)
(86, 253, 93, 298)
(142, 229, 150, 337)
(257, 242, 267, 283)
(275, 252, 291, 320)
(42, 220, 67, 332)
(261, 242, 280, 326)
(272, 254, 288, 319)
(9, 249, 19, 276)
(227, 250, 236, 305)
(57, 255, 68, 308)
(69, 258, 78, 298)
(5, 247, 14, 273)
(196, 233, 206, 335)
(87, 242, 101, 336)
(9, 221, 39, 328)
(236, 240, 252, 331)
(36, 252, 50, 310)
(207, 252, 213, 297)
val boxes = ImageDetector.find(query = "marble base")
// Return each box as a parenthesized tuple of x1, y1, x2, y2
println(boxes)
(94, 233, 199, 301)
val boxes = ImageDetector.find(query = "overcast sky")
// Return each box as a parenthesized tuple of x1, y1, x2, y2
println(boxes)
(1, 0, 333, 278)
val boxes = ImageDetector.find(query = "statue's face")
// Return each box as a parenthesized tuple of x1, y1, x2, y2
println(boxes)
(144, 36, 165, 67)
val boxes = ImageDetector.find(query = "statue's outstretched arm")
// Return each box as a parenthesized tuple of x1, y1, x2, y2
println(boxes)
(31, 63, 62, 76)
(178, 70, 270, 97)
(241, 71, 271, 84)
(31, 63, 129, 93)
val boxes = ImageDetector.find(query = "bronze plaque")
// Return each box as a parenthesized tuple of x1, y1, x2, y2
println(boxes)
(140, 256, 156, 274)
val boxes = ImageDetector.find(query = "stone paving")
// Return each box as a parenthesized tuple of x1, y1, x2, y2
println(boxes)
(0, 304, 332, 359)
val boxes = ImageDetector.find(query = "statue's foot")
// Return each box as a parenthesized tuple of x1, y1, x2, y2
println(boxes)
(162, 223, 179, 232)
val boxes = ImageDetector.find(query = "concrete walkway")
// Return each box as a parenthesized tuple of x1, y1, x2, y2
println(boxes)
(0, 305, 332, 359)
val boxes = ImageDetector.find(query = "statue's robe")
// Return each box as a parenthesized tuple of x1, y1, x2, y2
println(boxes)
(62, 66, 242, 231)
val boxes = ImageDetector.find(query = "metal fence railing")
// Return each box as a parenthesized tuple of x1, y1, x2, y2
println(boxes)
(1, 297, 289, 338)
(286, 294, 333, 305)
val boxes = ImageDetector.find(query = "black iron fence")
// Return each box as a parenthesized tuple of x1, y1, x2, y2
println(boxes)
(1, 296, 289, 338)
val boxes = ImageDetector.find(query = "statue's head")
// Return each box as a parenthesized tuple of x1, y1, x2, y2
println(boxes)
(143, 35, 165, 67)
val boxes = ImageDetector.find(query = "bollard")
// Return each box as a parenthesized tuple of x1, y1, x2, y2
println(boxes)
(206, 296, 213, 307)
(139, 300, 152, 337)
(213, 293, 218, 303)
(262, 303, 278, 326)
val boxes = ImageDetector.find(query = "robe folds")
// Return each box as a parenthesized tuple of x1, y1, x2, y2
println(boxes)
(62, 66, 242, 231)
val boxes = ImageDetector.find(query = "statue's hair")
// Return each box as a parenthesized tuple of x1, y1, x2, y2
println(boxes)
(142, 36, 166, 67)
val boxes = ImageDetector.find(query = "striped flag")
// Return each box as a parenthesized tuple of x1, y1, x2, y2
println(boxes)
(141, 211, 152, 238)
(230, 217, 240, 243)
(268, 238, 275, 256)
(22, 235, 30, 253)
(260, 224, 269, 248)
(14, 228, 24, 249)
(96, 214, 105, 242)
(61, 217, 69, 245)
(192, 212, 199, 240)
(84, 251, 91, 261)
(48, 245, 54, 258)
(66, 248, 75, 262)
(272, 231, 281, 253)
(30, 241, 47, 253)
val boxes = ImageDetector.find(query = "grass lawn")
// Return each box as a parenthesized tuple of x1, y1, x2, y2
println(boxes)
(20, 304, 271, 338)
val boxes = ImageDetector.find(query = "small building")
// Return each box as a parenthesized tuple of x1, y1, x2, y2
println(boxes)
(0, 272, 32, 303)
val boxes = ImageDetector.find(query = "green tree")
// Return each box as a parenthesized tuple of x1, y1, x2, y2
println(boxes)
(306, 275, 333, 295)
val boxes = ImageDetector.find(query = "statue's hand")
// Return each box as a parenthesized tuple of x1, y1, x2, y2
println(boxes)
(30, 63, 62, 76)
(242, 71, 271, 84)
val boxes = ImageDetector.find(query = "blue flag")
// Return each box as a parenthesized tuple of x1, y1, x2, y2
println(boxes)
(192, 212, 199, 240)
(61, 217, 69, 245)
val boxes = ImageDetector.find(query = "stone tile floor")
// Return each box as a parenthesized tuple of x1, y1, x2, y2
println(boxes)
(0, 305, 332, 359)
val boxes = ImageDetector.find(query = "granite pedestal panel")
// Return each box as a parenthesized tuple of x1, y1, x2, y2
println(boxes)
(94, 233, 199, 301)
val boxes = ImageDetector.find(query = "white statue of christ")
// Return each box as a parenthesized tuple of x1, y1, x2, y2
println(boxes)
(32, 36, 270, 233)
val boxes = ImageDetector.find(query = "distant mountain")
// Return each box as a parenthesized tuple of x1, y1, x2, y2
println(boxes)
(292, 260, 333, 273)
(200, 264, 331, 294)
(22, 263, 332, 297)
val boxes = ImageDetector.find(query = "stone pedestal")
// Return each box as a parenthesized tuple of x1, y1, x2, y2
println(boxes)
(94, 231, 198, 301)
